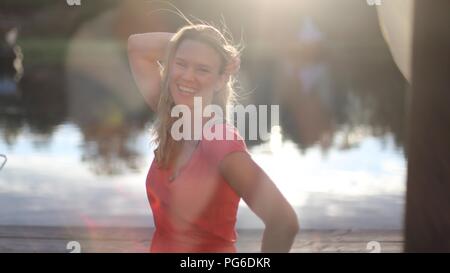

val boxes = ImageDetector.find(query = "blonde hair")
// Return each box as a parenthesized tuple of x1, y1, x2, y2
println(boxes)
(154, 24, 240, 168)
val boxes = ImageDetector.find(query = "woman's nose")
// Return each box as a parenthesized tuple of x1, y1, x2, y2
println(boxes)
(180, 67, 196, 82)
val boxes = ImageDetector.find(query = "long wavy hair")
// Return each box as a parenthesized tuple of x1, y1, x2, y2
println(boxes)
(154, 24, 240, 168)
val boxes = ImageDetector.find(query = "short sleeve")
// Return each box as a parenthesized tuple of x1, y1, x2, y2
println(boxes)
(202, 123, 248, 166)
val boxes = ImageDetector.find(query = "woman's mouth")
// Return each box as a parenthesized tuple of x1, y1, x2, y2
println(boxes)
(177, 85, 197, 95)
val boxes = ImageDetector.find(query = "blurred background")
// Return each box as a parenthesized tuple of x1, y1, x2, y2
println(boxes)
(0, 0, 407, 230)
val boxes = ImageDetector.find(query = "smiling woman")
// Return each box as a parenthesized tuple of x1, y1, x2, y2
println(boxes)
(127, 24, 299, 253)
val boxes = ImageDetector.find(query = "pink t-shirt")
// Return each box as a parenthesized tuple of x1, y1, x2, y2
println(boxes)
(146, 123, 248, 252)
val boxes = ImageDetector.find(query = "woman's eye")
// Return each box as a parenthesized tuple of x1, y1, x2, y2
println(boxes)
(176, 62, 186, 68)
(198, 68, 210, 73)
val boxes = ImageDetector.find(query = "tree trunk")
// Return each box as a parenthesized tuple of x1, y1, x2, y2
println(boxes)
(404, 0, 450, 252)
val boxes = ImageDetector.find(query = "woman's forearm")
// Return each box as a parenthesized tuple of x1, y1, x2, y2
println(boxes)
(127, 32, 173, 111)
(261, 221, 299, 253)
(127, 32, 173, 61)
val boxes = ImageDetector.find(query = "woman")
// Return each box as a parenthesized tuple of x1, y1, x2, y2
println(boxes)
(128, 24, 299, 253)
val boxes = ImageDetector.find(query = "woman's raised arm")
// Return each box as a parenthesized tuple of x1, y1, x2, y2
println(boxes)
(127, 32, 173, 111)
(220, 152, 300, 253)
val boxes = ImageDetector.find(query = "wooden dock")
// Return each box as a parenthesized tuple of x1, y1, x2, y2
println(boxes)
(0, 226, 403, 253)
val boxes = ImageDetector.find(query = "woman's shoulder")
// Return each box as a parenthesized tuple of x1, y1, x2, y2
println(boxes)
(200, 122, 248, 164)
(203, 122, 245, 142)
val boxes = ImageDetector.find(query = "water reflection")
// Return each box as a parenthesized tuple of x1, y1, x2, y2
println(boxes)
(0, 124, 405, 229)
(0, 0, 407, 229)
(0, 154, 6, 170)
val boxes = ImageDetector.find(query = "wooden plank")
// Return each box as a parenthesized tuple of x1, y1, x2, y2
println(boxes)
(0, 226, 402, 253)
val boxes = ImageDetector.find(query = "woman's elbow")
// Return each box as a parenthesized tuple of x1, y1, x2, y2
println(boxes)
(267, 210, 300, 236)
(281, 205, 300, 235)
(286, 214, 300, 237)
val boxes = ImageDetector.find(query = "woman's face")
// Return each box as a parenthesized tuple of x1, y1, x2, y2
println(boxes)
(169, 39, 225, 109)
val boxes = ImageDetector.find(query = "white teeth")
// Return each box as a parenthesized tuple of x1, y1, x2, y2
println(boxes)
(178, 85, 196, 94)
